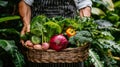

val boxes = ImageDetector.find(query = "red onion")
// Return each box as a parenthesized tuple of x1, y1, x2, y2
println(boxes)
(49, 34, 68, 51)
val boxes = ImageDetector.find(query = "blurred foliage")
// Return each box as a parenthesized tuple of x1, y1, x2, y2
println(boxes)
(0, 40, 25, 67)
(0, 0, 120, 67)
(0, 0, 24, 67)
(85, 0, 120, 67)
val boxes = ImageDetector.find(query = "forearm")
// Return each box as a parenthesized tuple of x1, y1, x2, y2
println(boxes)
(74, 0, 92, 17)
(19, 0, 31, 34)
(19, 0, 31, 27)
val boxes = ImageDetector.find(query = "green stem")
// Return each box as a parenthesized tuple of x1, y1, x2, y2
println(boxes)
(77, 41, 80, 47)
(41, 28, 44, 44)
(44, 36, 46, 43)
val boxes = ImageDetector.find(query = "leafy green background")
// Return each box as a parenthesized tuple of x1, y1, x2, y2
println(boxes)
(0, 0, 120, 67)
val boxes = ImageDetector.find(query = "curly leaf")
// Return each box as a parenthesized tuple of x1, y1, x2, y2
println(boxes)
(69, 31, 93, 46)
(101, 31, 114, 40)
(44, 21, 62, 35)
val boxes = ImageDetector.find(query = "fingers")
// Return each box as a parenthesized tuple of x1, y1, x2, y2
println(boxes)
(20, 40, 34, 49)
(79, 6, 91, 18)
(79, 9, 84, 18)
(21, 26, 26, 35)
(20, 40, 25, 46)
(20, 24, 30, 37)
(26, 24, 30, 32)
(83, 6, 91, 17)
(24, 40, 34, 49)
(20, 25, 31, 49)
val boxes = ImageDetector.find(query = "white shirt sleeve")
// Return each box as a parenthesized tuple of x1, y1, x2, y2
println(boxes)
(74, 0, 92, 10)
(23, 0, 92, 9)
(24, 0, 34, 6)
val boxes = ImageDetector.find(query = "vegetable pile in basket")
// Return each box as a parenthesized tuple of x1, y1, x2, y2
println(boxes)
(21, 15, 94, 51)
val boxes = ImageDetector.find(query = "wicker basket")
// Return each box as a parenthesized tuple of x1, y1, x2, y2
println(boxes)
(25, 43, 90, 63)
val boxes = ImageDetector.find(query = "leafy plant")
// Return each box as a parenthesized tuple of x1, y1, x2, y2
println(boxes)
(0, 40, 25, 67)
(69, 30, 93, 47)
(0, 2, 24, 66)
(0, 1, 8, 7)
(0, 0, 120, 67)
(89, 49, 104, 67)
(44, 21, 62, 40)
(25, 15, 62, 43)
(75, 16, 120, 67)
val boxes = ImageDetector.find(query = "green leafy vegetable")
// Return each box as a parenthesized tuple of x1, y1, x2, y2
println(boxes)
(30, 15, 47, 37)
(69, 30, 93, 47)
(58, 18, 79, 31)
(44, 21, 62, 41)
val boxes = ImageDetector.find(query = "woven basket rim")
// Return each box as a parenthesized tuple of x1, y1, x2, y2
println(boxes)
(24, 43, 90, 63)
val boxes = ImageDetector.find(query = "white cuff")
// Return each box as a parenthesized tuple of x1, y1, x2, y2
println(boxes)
(24, 0, 34, 6)
(74, 0, 92, 10)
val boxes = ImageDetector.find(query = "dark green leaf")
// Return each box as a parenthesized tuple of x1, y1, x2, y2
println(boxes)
(0, 29, 20, 35)
(0, 1, 8, 7)
(89, 49, 104, 67)
(0, 40, 25, 67)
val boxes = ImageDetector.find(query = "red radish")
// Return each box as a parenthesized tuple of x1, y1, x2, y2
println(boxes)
(49, 34, 68, 51)
(33, 44, 42, 50)
(25, 40, 34, 47)
(42, 42, 49, 50)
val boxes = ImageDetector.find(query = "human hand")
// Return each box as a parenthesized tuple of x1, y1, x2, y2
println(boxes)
(79, 6, 91, 18)
(20, 24, 41, 50)
(20, 24, 32, 49)
(19, 0, 32, 48)
(24, 40, 34, 49)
